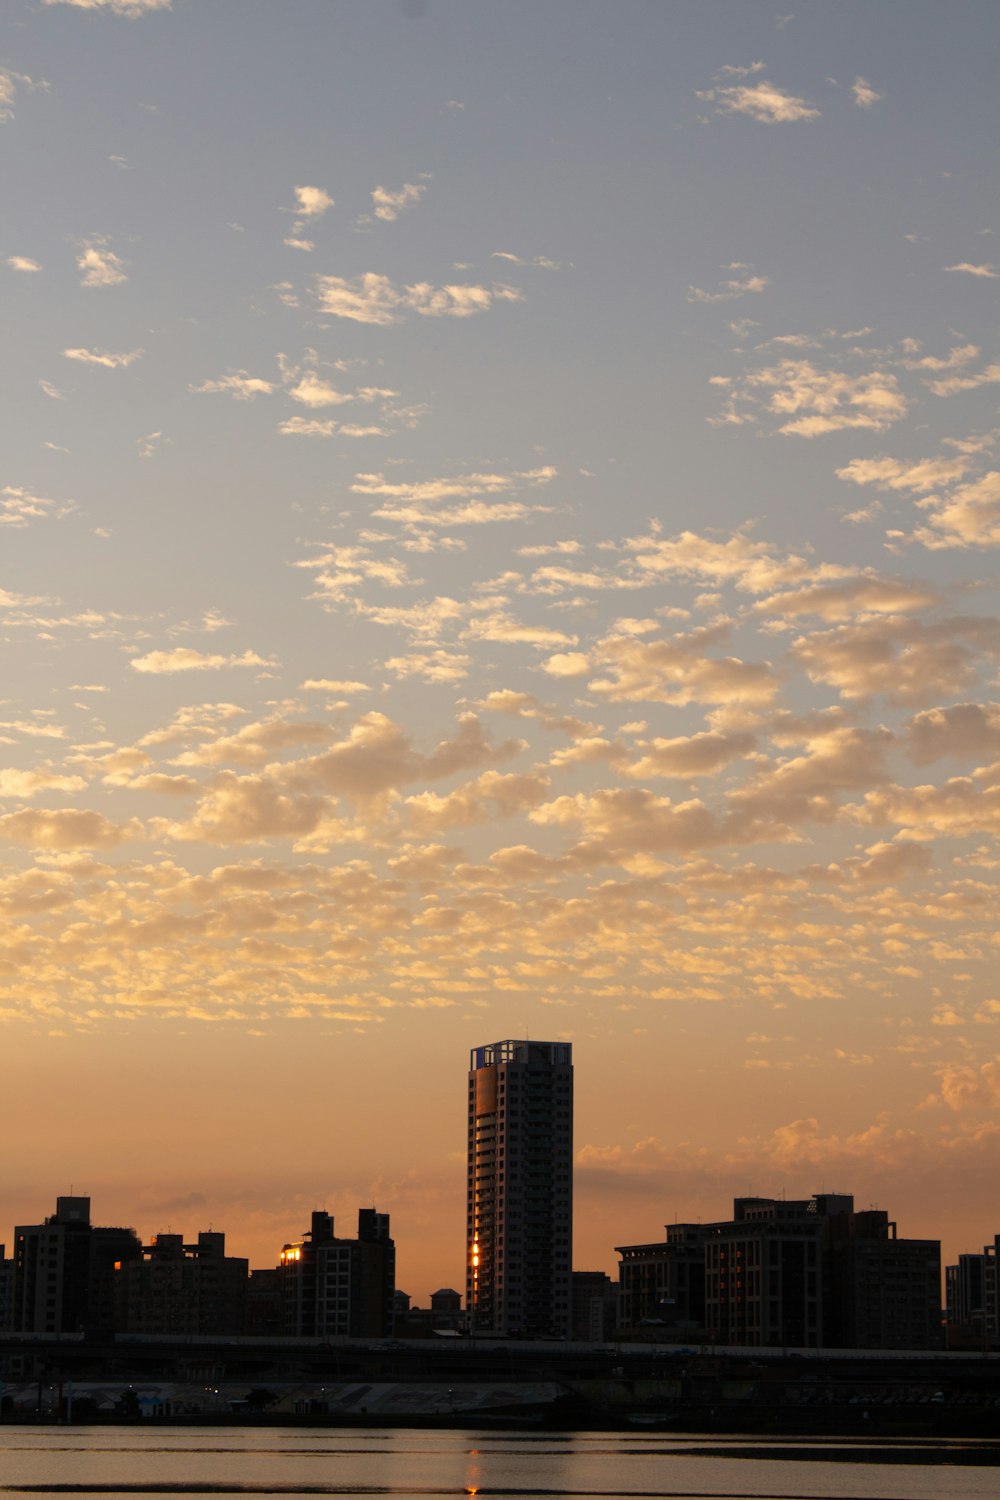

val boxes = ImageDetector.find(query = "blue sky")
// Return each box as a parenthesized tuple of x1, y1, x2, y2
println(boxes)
(1, 0, 998, 1297)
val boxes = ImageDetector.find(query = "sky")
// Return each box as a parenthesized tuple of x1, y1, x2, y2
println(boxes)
(1, 0, 998, 1305)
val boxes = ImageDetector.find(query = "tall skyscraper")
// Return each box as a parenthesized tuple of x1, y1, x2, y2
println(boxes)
(467, 1039, 573, 1337)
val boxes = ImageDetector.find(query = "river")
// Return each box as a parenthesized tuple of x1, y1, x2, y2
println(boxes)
(1, 1425, 999, 1498)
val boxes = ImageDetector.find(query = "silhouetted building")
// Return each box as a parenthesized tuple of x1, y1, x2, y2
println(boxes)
(825, 1206, 942, 1349)
(13, 1197, 140, 1335)
(617, 1223, 707, 1335)
(279, 1209, 394, 1339)
(115, 1231, 248, 1335)
(705, 1196, 826, 1347)
(946, 1253, 985, 1342)
(246, 1267, 282, 1337)
(946, 1238, 999, 1347)
(395, 1286, 464, 1338)
(984, 1235, 1000, 1341)
(430, 1286, 462, 1317)
(0, 1246, 13, 1334)
(571, 1271, 616, 1342)
(617, 1193, 942, 1350)
(467, 1039, 573, 1337)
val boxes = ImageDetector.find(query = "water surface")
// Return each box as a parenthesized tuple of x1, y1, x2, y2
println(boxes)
(1, 1426, 998, 1500)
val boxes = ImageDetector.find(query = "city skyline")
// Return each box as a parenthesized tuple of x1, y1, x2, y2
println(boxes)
(1, 0, 998, 1306)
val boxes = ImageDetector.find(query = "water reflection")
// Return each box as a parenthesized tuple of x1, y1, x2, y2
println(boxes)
(1, 1425, 999, 1500)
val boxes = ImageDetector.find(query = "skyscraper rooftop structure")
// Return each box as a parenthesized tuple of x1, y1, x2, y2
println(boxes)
(467, 1039, 573, 1338)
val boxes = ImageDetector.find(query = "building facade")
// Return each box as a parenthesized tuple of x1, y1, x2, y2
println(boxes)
(115, 1231, 248, 1336)
(618, 1193, 942, 1350)
(279, 1209, 395, 1339)
(0, 1246, 13, 1334)
(12, 1196, 140, 1336)
(945, 1236, 1000, 1346)
(467, 1039, 573, 1337)
(571, 1270, 616, 1342)
(617, 1222, 707, 1334)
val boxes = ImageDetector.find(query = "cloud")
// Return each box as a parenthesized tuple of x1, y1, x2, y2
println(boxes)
(292, 710, 522, 802)
(283, 237, 315, 252)
(913, 471, 1000, 549)
(77, 240, 127, 287)
(371, 182, 426, 221)
(350, 465, 556, 529)
(924, 361, 1000, 398)
(699, 78, 820, 124)
(278, 417, 337, 437)
(137, 430, 166, 459)
(190, 373, 275, 399)
(159, 772, 329, 846)
(851, 777, 1000, 842)
(688, 273, 768, 304)
(586, 623, 779, 707)
(852, 77, 883, 108)
(171, 716, 331, 769)
(541, 652, 591, 678)
(384, 649, 471, 683)
(156, 711, 524, 846)
(0, 808, 140, 849)
(293, 185, 334, 217)
(6, 256, 42, 272)
(294, 540, 419, 605)
(754, 573, 941, 622)
(902, 343, 980, 373)
(792, 614, 1000, 704)
(130, 649, 272, 673)
(907, 703, 1000, 765)
(848, 839, 932, 883)
(944, 263, 998, 278)
(740, 359, 908, 436)
(716, 61, 767, 79)
(63, 347, 143, 368)
(287, 374, 353, 408)
(0, 708, 71, 737)
(0, 769, 87, 798)
(0, 70, 48, 123)
(352, 466, 555, 505)
(1, 486, 62, 528)
(836, 454, 970, 493)
(316, 272, 520, 324)
(491, 252, 567, 271)
(624, 729, 757, 780)
(934, 1064, 1000, 1113)
(300, 679, 371, 694)
(45, 0, 170, 10)
(622, 527, 814, 595)
(405, 769, 550, 832)
(462, 611, 578, 648)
